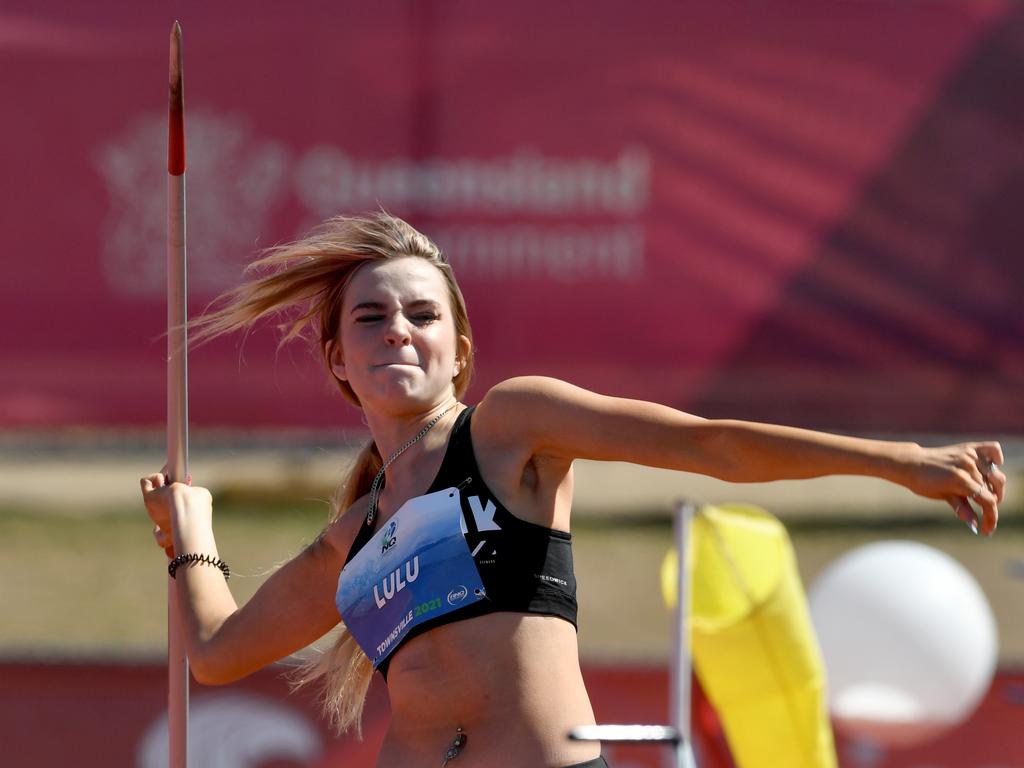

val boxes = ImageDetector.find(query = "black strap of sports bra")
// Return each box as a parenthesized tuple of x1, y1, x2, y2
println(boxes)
(426, 407, 478, 494)
(344, 406, 477, 566)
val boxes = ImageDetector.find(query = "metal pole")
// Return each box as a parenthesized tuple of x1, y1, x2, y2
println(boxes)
(569, 502, 699, 762)
(670, 501, 698, 768)
(167, 20, 189, 768)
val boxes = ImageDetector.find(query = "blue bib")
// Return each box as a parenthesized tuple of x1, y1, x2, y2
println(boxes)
(336, 488, 487, 668)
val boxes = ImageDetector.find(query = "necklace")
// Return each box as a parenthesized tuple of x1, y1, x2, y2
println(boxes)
(366, 403, 457, 526)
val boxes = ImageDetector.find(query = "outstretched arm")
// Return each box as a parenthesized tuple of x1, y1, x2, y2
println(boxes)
(140, 473, 350, 684)
(474, 377, 1005, 534)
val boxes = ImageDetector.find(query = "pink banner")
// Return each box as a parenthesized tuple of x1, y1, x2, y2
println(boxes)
(2, 2, 1021, 431)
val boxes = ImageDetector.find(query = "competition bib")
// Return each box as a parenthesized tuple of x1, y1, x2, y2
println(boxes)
(336, 488, 486, 667)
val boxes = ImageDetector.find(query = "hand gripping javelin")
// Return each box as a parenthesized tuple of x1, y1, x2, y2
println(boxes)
(167, 20, 190, 768)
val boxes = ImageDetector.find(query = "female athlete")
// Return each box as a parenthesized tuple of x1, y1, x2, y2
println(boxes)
(141, 212, 1004, 768)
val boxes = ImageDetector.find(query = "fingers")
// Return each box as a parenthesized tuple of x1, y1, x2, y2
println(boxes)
(160, 463, 192, 486)
(976, 441, 1004, 468)
(152, 524, 175, 558)
(988, 465, 1007, 504)
(955, 469, 999, 537)
(971, 443, 1004, 535)
(974, 444, 1006, 503)
(143, 469, 188, 558)
(140, 471, 168, 494)
(974, 487, 999, 537)
(140, 472, 172, 536)
(942, 442, 1003, 537)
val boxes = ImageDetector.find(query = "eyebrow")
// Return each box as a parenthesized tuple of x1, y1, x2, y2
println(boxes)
(350, 299, 442, 314)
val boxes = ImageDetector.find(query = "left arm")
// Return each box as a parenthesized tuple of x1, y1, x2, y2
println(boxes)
(473, 376, 1005, 534)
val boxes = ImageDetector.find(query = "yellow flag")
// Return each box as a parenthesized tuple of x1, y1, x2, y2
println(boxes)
(662, 503, 837, 768)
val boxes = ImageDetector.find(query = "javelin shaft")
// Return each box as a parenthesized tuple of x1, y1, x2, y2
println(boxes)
(167, 20, 189, 768)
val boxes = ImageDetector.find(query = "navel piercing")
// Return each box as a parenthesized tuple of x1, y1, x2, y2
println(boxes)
(441, 726, 467, 766)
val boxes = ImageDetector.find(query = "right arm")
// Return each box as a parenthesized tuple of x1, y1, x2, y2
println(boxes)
(140, 473, 354, 685)
(472, 377, 1004, 535)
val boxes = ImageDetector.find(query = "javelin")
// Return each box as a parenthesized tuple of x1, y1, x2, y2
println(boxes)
(167, 20, 190, 768)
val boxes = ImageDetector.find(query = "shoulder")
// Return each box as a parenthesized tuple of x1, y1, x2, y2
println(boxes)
(472, 375, 706, 465)
(475, 376, 594, 416)
(473, 376, 572, 433)
(471, 376, 607, 457)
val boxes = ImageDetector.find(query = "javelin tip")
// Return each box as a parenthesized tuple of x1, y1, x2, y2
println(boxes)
(168, 21, 185, 175)
(169, 21, 182, 72)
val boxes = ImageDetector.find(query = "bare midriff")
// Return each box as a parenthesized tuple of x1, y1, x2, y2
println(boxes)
(377, 613, 600, 768)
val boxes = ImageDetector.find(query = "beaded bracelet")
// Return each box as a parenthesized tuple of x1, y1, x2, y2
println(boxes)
(168, 552, 230, 581)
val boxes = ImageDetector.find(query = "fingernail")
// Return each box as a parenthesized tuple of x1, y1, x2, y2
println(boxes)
(968, 520, 978, 535)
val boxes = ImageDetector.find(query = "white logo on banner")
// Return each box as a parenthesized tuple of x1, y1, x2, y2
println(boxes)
(136, 692, 323, 768)
(94, 111, 291, 298)
(95, 112, 649, 294)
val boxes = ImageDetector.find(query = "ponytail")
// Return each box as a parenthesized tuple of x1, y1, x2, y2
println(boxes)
(292, 441, 381, 736)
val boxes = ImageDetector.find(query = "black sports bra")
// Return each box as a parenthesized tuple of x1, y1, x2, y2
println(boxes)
(340, 406, 578, 677)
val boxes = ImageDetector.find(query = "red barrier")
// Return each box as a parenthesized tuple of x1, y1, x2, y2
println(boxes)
(1, 3, 1022, 432)
(2, 661, 1022, 767)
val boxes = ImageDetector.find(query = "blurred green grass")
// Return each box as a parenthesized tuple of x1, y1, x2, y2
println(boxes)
(0, 500, 328, 658)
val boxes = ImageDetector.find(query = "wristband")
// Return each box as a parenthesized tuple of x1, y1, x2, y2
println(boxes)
(168, 552, 230, 580)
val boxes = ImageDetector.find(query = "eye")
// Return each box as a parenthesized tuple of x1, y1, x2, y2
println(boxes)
(410, 311, 440, 325)
(354, 314, 384, 324)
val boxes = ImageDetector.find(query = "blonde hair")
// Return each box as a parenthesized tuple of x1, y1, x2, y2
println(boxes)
(191, 211, 475, 735)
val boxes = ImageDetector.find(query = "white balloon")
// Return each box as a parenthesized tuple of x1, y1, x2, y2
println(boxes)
(809, 541, 997, 747)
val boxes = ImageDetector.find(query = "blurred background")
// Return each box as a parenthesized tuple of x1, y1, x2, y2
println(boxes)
(1, 2, 1022, 767)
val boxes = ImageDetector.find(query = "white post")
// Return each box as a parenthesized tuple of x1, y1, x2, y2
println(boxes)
(669, 501, 698, 768)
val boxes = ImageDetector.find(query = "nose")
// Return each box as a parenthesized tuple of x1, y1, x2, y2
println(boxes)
(383, 313, 412, 346)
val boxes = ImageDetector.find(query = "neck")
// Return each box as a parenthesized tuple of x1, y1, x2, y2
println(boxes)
(363, 397, 461, 524)
(363, 397, 460, 467)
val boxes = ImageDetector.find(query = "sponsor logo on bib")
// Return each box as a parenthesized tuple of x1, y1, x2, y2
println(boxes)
(381, 520, 399, 554)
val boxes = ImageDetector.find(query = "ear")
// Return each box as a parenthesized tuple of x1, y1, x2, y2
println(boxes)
(326, 339, 347, 382)
(453, 334, 472, 377)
